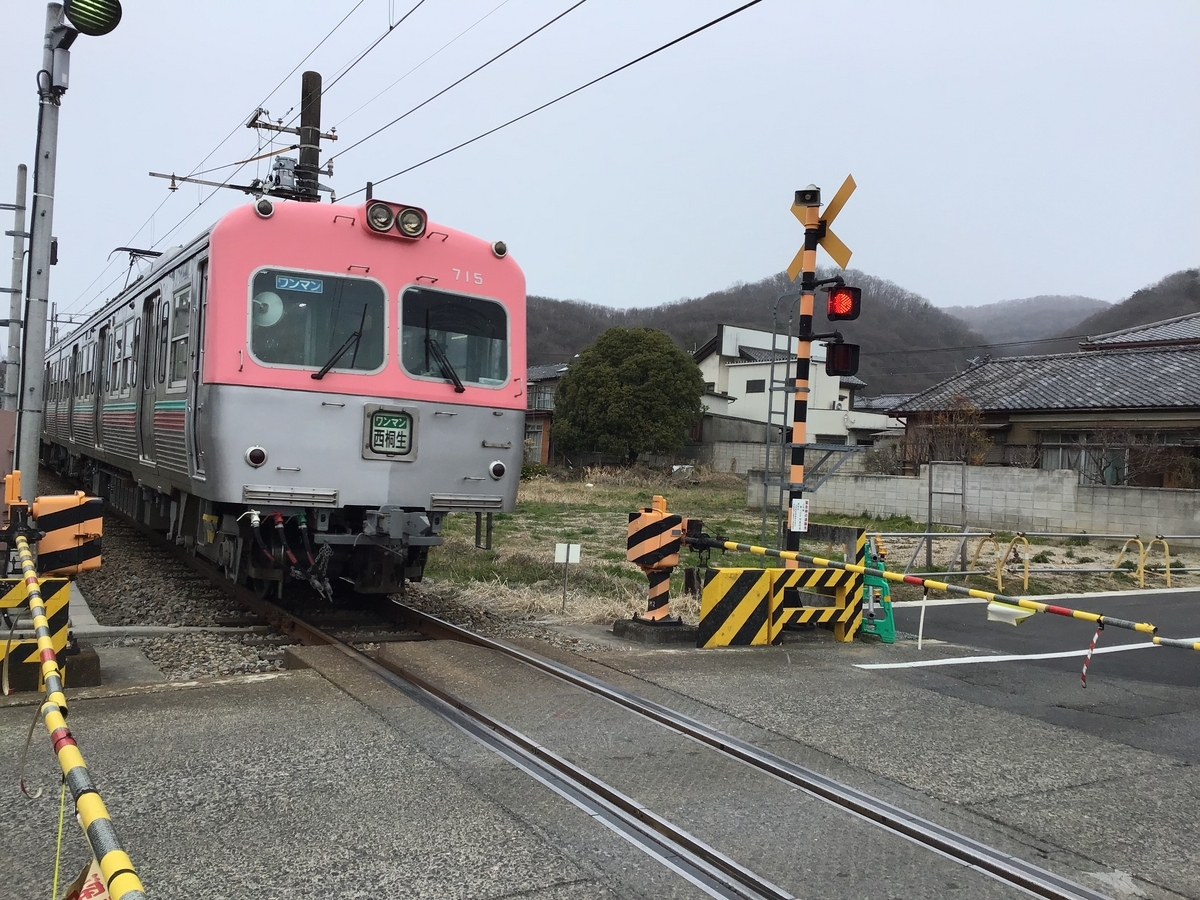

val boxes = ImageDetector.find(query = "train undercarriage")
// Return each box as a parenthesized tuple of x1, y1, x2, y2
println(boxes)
(47, 448, 444, 601)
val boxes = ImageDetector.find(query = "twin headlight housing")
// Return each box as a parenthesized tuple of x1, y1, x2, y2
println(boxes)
(366, 201, 426, 239)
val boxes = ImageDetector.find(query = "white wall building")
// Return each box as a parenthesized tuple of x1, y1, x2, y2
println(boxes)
(694, 324, 895, 445)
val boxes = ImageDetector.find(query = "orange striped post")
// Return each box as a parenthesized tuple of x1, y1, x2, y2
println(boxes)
(626, 495, 683, 623)
(783, 186, 822, 567)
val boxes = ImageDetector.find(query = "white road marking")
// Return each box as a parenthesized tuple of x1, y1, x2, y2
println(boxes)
(854, 638, 1200, 670)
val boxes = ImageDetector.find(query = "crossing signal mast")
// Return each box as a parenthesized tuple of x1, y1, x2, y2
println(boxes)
(14, 0, 124, 501)
(782, 175, 862, 559)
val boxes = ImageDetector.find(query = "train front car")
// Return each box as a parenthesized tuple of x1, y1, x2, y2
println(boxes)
(200, 198, 526, 598)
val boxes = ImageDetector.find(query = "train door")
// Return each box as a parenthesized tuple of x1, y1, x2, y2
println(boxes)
(67, 345, 78, 442)
(138, 293, 158, 461)
(189, 260, 208, 477)
(94, 325, 107, 447)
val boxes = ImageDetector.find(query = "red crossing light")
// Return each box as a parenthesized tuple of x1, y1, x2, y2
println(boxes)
(825, 343, 860, 377)
(826, 286, 861, 321)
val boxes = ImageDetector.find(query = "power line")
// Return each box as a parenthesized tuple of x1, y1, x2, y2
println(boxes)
(321, 0, 431, 96)
(859, 332, 1088, 357)
(330, 0, 589, 164)
(344, 0, 767, 198)
(333, 0, 514, 132)
(61, 1, 371, 317)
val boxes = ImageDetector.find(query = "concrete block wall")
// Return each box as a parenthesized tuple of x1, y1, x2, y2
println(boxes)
(750, 465, 1200, 537)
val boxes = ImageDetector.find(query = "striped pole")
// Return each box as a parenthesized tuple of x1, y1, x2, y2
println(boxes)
(687, 536, 1174, 639)
(14, 534, 146, 900)
(1081, 622, 1103, 687)
(785, 187, 821, 566)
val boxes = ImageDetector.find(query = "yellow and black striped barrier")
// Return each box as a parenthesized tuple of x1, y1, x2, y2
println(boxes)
(13, 532, 146, 899)
(1, 576, 71, 693)
(688, 535, 1200, 650)
(697, 529, 867, 648)
(698, 566, 862, 648)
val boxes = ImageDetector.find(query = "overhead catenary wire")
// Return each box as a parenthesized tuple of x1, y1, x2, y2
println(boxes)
(333, 0, 515, 131)
(59, 1, 372, 319)
(344, 0, 767, 198)
(329, 0, 591, 165)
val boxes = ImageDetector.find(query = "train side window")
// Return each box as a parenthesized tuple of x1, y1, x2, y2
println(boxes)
(169, 288, 191, 387)
(158, 298, 169, 383)
(400, 287, 508, 387)
(130, 319, 140, 388)
(106, 331, 115, 393)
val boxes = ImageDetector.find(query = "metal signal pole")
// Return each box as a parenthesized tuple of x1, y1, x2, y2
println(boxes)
(16, 3, 74, 499)
(785, 186, 821, 558)
(3, 164, 27, 412)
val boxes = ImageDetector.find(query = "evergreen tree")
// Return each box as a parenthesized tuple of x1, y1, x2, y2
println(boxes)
(552, 327, 704, 464)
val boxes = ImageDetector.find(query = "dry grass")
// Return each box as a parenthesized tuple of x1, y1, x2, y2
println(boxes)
(422, 471, 749, 625)
(422, 471, 1196, 626)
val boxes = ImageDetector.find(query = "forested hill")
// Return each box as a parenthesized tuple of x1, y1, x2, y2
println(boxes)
(1064, 269, 1200, 341)
(528, 270, 989, 394)
(942, 295, 1109, 344)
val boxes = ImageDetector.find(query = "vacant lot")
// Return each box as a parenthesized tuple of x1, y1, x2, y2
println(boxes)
(418, 468, 1191, 629)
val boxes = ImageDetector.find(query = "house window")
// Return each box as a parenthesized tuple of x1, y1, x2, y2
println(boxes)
(524, 421, 544, 462)
(528, 384, 555, 411)
(745, 379, 765, 393)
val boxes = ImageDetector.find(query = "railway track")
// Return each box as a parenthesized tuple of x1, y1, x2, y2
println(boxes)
(89, 505, 1113, 900)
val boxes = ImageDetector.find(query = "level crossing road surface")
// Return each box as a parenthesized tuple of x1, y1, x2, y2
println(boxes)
(887, 588, 1200, 687)
(879, 588, 1200, 766)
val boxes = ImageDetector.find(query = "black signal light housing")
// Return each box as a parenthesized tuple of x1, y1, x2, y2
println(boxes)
(826, 285, 862, 321)
(825, 343, 860, 377)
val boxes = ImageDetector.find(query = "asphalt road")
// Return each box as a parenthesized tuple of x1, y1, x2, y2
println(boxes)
(877, 587, 1200, 764)
(889, 588, 1200, 687)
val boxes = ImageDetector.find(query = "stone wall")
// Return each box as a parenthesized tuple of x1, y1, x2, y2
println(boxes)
(747, 465, 1200, 536)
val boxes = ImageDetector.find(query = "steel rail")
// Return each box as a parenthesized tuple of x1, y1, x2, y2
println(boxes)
(113, 514, 790, 899)
(396, 605, 1112, 900)
(363, 645, 793, 900)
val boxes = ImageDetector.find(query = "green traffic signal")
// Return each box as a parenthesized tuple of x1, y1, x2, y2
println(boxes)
(63, 0, 122, 36)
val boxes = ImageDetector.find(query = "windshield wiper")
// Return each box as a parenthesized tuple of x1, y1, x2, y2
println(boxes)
(425, 333, 465, 393)
(312, 304, 368, 380)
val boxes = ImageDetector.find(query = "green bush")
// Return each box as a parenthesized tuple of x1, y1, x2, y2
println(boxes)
(521, 460, 550, 480)
(1031, 550, 1053, 564)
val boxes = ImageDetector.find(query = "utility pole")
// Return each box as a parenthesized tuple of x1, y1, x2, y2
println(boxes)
(295, 70, 322, 202)
(3, 164, 27, 412)
(15, 4, 73, 500)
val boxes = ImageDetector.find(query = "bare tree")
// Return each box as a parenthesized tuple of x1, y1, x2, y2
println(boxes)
(901, 396, 991, 470)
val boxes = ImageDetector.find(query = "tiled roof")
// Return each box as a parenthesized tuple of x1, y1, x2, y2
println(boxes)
(737, 345, 793, 363)
(856, 393, 915, 411)
(1082, 312, 1200, 348)
(894, 345, 1200, 413)
(839, 375, 868, 388)
(527, 362, 569, 382)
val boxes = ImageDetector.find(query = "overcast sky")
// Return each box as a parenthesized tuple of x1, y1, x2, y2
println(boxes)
(1, 0, 1197, 324)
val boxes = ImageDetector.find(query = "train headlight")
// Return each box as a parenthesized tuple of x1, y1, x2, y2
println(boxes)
(366, 202, 395, 232)
(489, 461, 506, 480)
(254, 198, 274, 219)
(245, 446, 267, 468)
(397, 208, 426, 238)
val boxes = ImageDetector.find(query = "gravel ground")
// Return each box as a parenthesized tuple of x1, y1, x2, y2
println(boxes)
(38, 469, 614, 684)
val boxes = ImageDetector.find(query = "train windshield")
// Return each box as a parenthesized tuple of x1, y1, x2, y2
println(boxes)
(400, 287, 508, 387)
(249, 269, 385, 372)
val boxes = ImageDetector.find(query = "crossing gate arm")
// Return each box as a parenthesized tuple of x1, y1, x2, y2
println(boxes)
(681, 535, 1196, 645)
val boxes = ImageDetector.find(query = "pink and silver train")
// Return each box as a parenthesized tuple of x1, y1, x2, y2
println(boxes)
(42, 196, 527, 598)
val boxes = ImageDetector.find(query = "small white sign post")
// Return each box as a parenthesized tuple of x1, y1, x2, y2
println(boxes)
(789, 498, 810, 533)
(555, 543, 581, 611)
